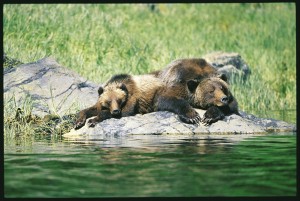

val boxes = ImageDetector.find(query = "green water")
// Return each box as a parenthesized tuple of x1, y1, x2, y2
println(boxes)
(4, 132, 296, 197)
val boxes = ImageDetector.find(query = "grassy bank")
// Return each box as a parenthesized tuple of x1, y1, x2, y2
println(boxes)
(4, 3, 296, 129)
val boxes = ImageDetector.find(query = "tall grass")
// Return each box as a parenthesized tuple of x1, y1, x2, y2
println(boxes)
(4, 3, 296, 123)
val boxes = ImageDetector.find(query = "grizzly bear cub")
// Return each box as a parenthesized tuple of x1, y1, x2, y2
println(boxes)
(74, 74, 163, 129)
(151, 58, 228, 124)
(186, 76, 239, 125)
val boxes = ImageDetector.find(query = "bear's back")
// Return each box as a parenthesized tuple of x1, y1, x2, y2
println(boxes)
(132, 74, 164, 113)
(156, 58, 218, 85)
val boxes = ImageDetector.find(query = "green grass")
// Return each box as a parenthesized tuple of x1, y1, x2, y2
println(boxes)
(4, 94, 77, 139)
(4, 3, 296, 127)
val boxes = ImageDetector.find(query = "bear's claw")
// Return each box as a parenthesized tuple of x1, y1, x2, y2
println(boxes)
(201, 117, 213, 126)
(189, 115, 201, 124)
(179, 113, 201, 125)
(87, 119, 97, 127)
(74, 121, 85, 130)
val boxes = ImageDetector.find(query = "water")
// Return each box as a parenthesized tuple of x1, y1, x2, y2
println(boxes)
(4, 132, 296, 197)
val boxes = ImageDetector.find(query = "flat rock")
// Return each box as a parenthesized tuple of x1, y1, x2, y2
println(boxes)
(64, 109, 296, 140)
(3, 56, 296, 137)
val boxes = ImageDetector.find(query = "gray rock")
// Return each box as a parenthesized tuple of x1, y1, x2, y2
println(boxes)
(64, 109, 296, 140)
(203, 51, 251, 80)
(4, 57, 99, 117)
(3, 56, 296, 138)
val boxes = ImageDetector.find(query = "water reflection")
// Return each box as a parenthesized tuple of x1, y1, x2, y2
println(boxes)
(4, 132, 296, 197)
(62, 132, 267, 150)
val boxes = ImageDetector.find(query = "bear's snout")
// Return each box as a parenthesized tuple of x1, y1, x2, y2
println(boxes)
(221, 96, 228, 104)
(112, 109, 121, 116)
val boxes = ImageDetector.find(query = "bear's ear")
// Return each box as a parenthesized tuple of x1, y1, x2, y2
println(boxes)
(119, 83, 128, 93)
(187, 79, 200, 93)
(217, 73, 228, 82)
(98, 86, 104, 96)
(198, 58, 207, 66)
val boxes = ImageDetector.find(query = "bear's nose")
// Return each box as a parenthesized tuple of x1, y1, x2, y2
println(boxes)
(221, 96, 228, 104)
(112, 109, 121, 116)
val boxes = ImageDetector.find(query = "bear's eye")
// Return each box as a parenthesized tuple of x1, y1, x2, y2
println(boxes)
(101, 105, 109, 110)
(117, 99, 124, 105)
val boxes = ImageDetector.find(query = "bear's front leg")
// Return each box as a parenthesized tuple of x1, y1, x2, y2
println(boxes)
(87, 116, 101, 127)
(86, 110, 112, 127)
(155, 95, 201, 124)
(178, 108, 201, 124)
(74, 105, 98, 130)
(201, 106, 225, 125)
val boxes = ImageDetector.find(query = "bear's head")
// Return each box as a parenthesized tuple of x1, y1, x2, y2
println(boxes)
(97, 83, 128, 117)
(187, 74, 232, 109)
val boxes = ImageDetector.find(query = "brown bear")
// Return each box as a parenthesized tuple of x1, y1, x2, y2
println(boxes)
(186, 76, 239, 125)
(74, 74, 164, 129)
(75, 73, 204, 129)
(74, 58, 234, 128)
(151, 58, 228, 124)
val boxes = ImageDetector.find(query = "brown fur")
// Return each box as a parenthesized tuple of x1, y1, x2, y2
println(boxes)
(75, 58, 232, 128)
(97, 83, 128, 114)
(75, 74, 164, 129)
(153, 58, 219, 84)
(153, 82, 201, 124)
(187, 77, 239, 124)
(192, 77, 232, 108)
(152, 58, 224, 124)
